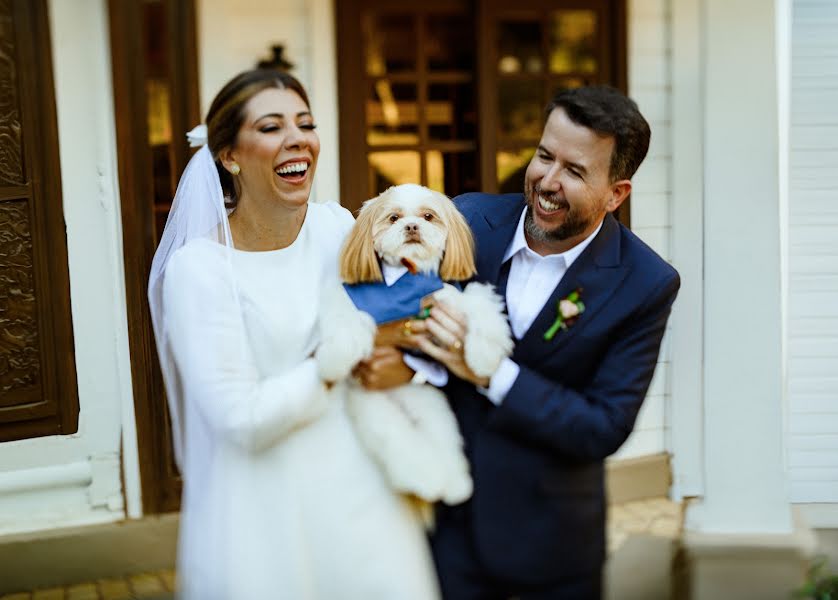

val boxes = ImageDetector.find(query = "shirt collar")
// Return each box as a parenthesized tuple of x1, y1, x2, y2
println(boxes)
(503, 207, 605, 268)
(381, 262, 408, 287)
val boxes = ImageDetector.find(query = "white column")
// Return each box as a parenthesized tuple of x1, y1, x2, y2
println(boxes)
(686, 0, 791, 535)
(669, 0, 706, 500)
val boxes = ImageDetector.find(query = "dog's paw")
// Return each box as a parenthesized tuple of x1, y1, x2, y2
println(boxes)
(316, 310, 376, 382)
(441, 469, 473, 506)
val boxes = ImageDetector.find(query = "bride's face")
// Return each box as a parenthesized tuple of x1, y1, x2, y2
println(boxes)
(231, 87, 320, 211)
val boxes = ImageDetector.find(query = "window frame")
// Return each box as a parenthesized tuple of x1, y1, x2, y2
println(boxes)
(109, 0, 200, 513)
(336, 0, 629, 226)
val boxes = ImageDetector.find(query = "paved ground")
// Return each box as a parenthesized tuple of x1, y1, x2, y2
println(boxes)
(0, 497, 683, 600)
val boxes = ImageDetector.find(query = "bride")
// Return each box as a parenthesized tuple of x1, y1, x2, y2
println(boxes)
(148, 69, 440, 599)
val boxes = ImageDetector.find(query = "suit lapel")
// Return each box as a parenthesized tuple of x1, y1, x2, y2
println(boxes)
(513, 214, 631, 364)
(473, 196, 524, 286)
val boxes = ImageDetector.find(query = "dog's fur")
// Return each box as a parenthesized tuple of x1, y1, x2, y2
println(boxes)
(316, 184, 513, 518)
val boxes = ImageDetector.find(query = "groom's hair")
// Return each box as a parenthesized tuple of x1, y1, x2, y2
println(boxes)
(546, 86, 650, 182)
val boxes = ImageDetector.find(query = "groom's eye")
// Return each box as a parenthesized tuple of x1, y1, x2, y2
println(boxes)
(423, 213, 434, 221)
(389, 214, 399, 223)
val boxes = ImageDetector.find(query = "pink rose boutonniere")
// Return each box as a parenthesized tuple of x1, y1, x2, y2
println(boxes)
(544, 288, 585, 341)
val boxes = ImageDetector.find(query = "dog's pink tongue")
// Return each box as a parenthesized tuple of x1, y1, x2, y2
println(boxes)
(401, 257, 418, 274)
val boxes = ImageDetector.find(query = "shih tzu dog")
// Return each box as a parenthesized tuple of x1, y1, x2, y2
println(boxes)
(315, 184, 513, 518)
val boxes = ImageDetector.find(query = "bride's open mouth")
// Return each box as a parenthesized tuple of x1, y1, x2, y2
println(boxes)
(274, 159, 310, 183)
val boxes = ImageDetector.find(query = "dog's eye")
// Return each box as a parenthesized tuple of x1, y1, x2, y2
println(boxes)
(389, 214, 399, 224)
(423, 213, 434, 221)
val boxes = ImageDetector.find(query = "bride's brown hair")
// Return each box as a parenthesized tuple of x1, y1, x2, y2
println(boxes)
(206, 69, 311, 207)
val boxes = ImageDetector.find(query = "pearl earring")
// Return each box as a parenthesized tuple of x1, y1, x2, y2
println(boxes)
(230, 164, 241, 175)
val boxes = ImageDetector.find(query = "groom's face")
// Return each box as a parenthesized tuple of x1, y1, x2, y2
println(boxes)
(523, 107, 624, 255)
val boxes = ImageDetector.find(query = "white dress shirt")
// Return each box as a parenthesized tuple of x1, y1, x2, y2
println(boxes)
(482, 209, 603, 404)
(380, 263, 448, 387)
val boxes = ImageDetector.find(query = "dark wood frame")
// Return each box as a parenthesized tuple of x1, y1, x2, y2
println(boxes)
(108, 0, 199, 513)
(337, 0, 475, 214)
(337, 0, 629, 225)
(477, 0, 629, 225)
(0, 0, 80, 441)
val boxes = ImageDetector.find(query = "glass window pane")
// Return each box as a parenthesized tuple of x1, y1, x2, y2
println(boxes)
(497, 148, 535, 194)
(426, 151, 478, 197)
(368, 151, 421, 194)
(143, 0, 173, 241)
(366, 81, 420, 146)
(548, 77, 588, 99)
(498, 80, 544, 141)
(428, 82, 476, 142)
(549, 10, 598, 75)
(363, 14, 416, 75)
(498, 20, 543, 74)
(426, 14, 474, 71)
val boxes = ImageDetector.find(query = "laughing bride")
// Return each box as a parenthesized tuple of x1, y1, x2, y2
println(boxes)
(148, 69, 440, 600)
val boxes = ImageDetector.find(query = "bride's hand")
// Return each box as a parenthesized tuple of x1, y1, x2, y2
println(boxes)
(352, 346, 414, 390)
(375, 318, 427, 350)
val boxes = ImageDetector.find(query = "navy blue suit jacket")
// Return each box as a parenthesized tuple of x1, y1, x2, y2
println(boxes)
(439, 193, 680, 585)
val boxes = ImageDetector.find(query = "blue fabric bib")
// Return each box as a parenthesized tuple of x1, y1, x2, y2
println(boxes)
(344, 273, 444, 324)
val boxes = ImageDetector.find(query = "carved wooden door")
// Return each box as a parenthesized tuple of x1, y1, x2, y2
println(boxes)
(0, 0, 79, 441)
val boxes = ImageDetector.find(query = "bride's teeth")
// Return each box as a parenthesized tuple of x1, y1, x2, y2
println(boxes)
(276, 162, 308, 175)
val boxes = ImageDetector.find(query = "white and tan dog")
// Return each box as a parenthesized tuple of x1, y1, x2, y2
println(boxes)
(315, 184, 513, 514)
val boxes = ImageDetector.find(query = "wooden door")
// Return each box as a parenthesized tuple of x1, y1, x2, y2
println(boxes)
(0, 0, 79, 441)
(336, 0, 629, 224)
(109, 0, 200, 513)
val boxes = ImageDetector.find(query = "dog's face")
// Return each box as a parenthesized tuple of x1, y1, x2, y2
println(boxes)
(370, 184, 449, 272)
(340, 184, 477, 284)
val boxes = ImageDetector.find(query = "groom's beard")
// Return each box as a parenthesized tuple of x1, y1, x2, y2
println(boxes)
(524, 183, 591, 243)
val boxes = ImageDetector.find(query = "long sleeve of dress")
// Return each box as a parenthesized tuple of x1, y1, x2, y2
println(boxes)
(163, 246, 326, 453)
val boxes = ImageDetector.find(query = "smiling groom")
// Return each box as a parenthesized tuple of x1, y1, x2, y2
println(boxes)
(415, 86, 681, 599)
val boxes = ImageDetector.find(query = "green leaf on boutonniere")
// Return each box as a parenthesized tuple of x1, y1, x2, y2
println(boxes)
(543, 288, 585, 341)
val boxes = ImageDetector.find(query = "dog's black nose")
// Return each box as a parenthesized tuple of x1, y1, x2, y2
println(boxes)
(405, 223, 419, 233)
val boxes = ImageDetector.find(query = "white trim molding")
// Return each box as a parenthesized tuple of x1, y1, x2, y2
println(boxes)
(0, 463, 91, 496)
(668, 0, 705, 500)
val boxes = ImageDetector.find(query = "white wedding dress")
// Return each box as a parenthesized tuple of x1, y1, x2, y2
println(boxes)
(163, 201, 440, 600)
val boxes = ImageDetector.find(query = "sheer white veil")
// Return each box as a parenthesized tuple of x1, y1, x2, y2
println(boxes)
(147, 125, 235, 468)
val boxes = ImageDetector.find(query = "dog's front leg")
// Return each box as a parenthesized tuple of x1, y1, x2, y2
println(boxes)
(315, 285, 376, 383)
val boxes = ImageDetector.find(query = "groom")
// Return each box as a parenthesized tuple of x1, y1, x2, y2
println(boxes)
(412, 86, 680, 598)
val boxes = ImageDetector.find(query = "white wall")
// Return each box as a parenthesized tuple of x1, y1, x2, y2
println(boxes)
(615, 0, 673, 459)
(787, 0, 838, 507)
(0, 0, 139, 535)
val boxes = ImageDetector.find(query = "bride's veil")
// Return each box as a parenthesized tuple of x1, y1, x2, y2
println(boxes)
(147, 128, 235, 468)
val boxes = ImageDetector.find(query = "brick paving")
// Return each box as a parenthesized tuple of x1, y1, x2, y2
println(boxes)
(1, 498, 682, 599)
(2, 571, 176, 600)
(607, 496, 684, 554)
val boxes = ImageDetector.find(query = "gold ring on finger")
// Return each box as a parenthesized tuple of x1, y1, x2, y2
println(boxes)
(403, 320, 413, 337)
(452, 340, 463, 351)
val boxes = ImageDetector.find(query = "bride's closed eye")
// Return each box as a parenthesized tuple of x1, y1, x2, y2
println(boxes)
(259, 123, 317, 133)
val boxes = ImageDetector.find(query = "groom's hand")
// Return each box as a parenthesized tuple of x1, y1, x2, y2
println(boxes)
(415, 302, 491, 388)
(352, 346, 414, 390)
(374, 318, 427, 349)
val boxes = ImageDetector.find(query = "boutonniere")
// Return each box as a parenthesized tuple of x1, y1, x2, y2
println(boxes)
(544, 289, 585, 341)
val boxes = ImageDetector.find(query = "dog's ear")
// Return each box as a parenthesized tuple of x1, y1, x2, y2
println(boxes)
(340, 196, 384, 284)
(439, 195, 476, 282)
